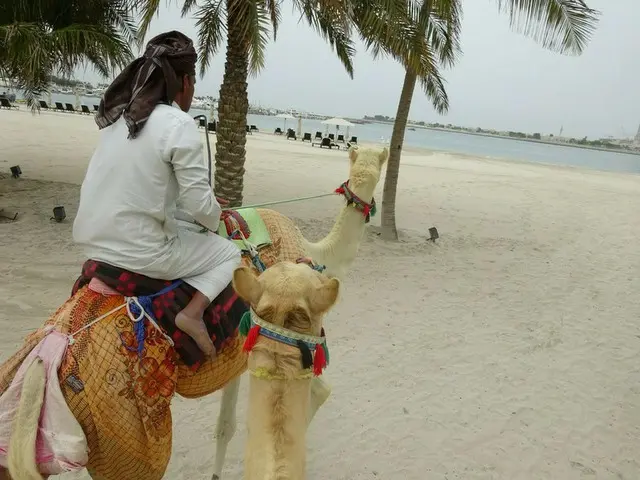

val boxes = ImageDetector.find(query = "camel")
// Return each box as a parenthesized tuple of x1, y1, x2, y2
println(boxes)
(233, 262, 340, 479)
(0, 146, 388, 480)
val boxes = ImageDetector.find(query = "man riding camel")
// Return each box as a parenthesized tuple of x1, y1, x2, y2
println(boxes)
(73, 31, 241, 358)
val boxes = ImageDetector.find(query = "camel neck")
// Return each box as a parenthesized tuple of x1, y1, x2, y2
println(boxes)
(304, 186, 373, 278)
(245, 374, 310, 479)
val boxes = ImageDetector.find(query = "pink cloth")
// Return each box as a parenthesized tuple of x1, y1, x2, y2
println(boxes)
(88, 277, 119, 295)
(0, 330, 88, 474)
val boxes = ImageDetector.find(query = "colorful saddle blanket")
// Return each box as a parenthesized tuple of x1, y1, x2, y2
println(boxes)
(217, 208, 272, 251)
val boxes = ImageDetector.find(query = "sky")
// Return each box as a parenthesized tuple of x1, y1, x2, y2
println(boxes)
(78, 0, 639, 139)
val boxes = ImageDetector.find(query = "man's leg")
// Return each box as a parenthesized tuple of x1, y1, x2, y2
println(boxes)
(175, 292, 216, 355)
(173, 231, 242, 355)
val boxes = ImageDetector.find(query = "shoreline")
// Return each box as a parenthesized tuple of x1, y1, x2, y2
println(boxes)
(364, 120, 640, 157)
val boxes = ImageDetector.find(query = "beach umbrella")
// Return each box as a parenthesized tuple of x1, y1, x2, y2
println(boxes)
(276, 112, 295, 130)
(321, 117, 354, 139)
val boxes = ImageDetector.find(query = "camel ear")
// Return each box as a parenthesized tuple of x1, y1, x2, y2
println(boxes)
(309, 277, 340, 316)
(348, 145, 359, 165)
(232, 266, 262, 304)
(378, 147, 389, 167)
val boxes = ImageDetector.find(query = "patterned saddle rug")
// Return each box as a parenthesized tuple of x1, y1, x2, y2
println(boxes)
(0, 285, 247, 480)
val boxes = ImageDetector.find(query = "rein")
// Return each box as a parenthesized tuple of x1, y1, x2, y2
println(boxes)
(239, 309, 329, 377)
(334, 180, 376, 223)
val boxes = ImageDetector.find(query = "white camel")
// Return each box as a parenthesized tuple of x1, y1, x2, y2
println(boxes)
(211, 146, 388, 478)
(232, 261, 340, 479)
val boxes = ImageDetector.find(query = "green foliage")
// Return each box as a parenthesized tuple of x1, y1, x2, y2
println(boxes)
(0, 0, 138, 109)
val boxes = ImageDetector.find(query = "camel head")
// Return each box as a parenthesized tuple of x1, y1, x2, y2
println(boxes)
(233, 262, 340, 377)
(346, 145, 388, 200)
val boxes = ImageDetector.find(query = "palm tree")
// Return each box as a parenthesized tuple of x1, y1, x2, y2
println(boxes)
(0, 0, 138, 108)
(137, 0, 438, 207)
(379, 0, 600, 241)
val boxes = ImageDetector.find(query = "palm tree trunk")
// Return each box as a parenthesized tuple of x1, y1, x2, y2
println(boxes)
(380, 69, 417, 240)
(213, 1, 249, 208)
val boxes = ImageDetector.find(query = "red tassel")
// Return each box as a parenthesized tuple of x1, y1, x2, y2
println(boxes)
(313, 343, 326, 376)
(243, 325, 261, 352)
(335, 186, 345, 195)
(362, 204, 371, 217)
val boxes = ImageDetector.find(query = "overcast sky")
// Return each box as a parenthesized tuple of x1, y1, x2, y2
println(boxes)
(79, 0, 638, 139)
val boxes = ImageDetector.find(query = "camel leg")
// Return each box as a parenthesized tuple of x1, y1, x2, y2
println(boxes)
(308, 375, 332, 425)
(211, 375, 241, 480)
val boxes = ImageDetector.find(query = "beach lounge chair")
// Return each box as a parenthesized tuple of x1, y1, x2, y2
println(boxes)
(80, 105, 92, 115)
(286, 129, 296, 140)
(350, 136, 358, 144)
(312, 137, 334, 149)
(65, 103, 77, 113)
(250, 125, 259, 132)
(207, 122, 216, 133)
(198, 118, 206, 128)
(314, 131, 322, 141)
(93, 104, 99, 111)
(39, 100, 49, 109)
(0, 98, 18, 110)
(246, 125, 252, 135)
(337, 134, 345, 143)
(328, 133, 335, 141)
(55, 102, 65, 112)
(274, 127, 283, 135)
(302, 132, 312, 142)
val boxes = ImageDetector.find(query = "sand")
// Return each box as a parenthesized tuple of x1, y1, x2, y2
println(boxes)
(1, 108, 640, 479)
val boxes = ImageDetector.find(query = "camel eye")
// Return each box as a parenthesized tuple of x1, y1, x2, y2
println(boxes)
(283, 307, 311, 333)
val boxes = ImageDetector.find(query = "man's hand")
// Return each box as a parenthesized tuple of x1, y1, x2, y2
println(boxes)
(216, 196, 229, 206)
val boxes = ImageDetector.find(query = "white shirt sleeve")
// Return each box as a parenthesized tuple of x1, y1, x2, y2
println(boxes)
(165, 117, 221, 232)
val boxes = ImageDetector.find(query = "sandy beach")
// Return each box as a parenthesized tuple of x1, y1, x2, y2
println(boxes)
(1, 108, 640, 479)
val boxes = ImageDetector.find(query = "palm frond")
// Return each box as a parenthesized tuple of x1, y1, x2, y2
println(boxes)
(245, 2, 273, 76)
(135, 0, 162, 41)
(193, 0, 226, 77)
(425, 0, 462, 67)
(496, 0, 599, 55)
(181, 0, 199, 16)
(293, 0, 356, 77)
(105, 3, 142, 48)
(418, 58, 449, 114)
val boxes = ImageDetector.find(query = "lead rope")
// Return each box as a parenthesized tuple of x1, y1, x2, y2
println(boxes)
(227, 216, 266, 272)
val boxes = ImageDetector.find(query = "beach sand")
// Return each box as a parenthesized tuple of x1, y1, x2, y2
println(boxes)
(1, 108, 640, 479)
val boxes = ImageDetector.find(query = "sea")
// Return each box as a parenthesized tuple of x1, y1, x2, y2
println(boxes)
(33, 93, 640, 175)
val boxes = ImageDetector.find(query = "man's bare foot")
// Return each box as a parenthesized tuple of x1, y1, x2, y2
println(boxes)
(175, 311, 215, 357)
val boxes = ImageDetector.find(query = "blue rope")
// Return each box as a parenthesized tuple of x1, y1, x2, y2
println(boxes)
(123, 280, 183, 357)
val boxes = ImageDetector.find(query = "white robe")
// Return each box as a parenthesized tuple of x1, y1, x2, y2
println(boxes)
(73, 103, 240, 301)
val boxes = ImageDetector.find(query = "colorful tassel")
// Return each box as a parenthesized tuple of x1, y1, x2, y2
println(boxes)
(239, 311, 251, 337)
(243, 325, 261, 352)
(297, 340, 314, 370)
(321, 328, 330, 365)
(313, 343, 327, 376)
(334, 185, 346, 195)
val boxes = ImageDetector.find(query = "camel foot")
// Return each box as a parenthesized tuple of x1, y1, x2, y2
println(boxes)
(175, 311, 215, 357)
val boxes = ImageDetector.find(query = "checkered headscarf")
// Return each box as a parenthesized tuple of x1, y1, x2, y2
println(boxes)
(95, 30, 197, 139)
